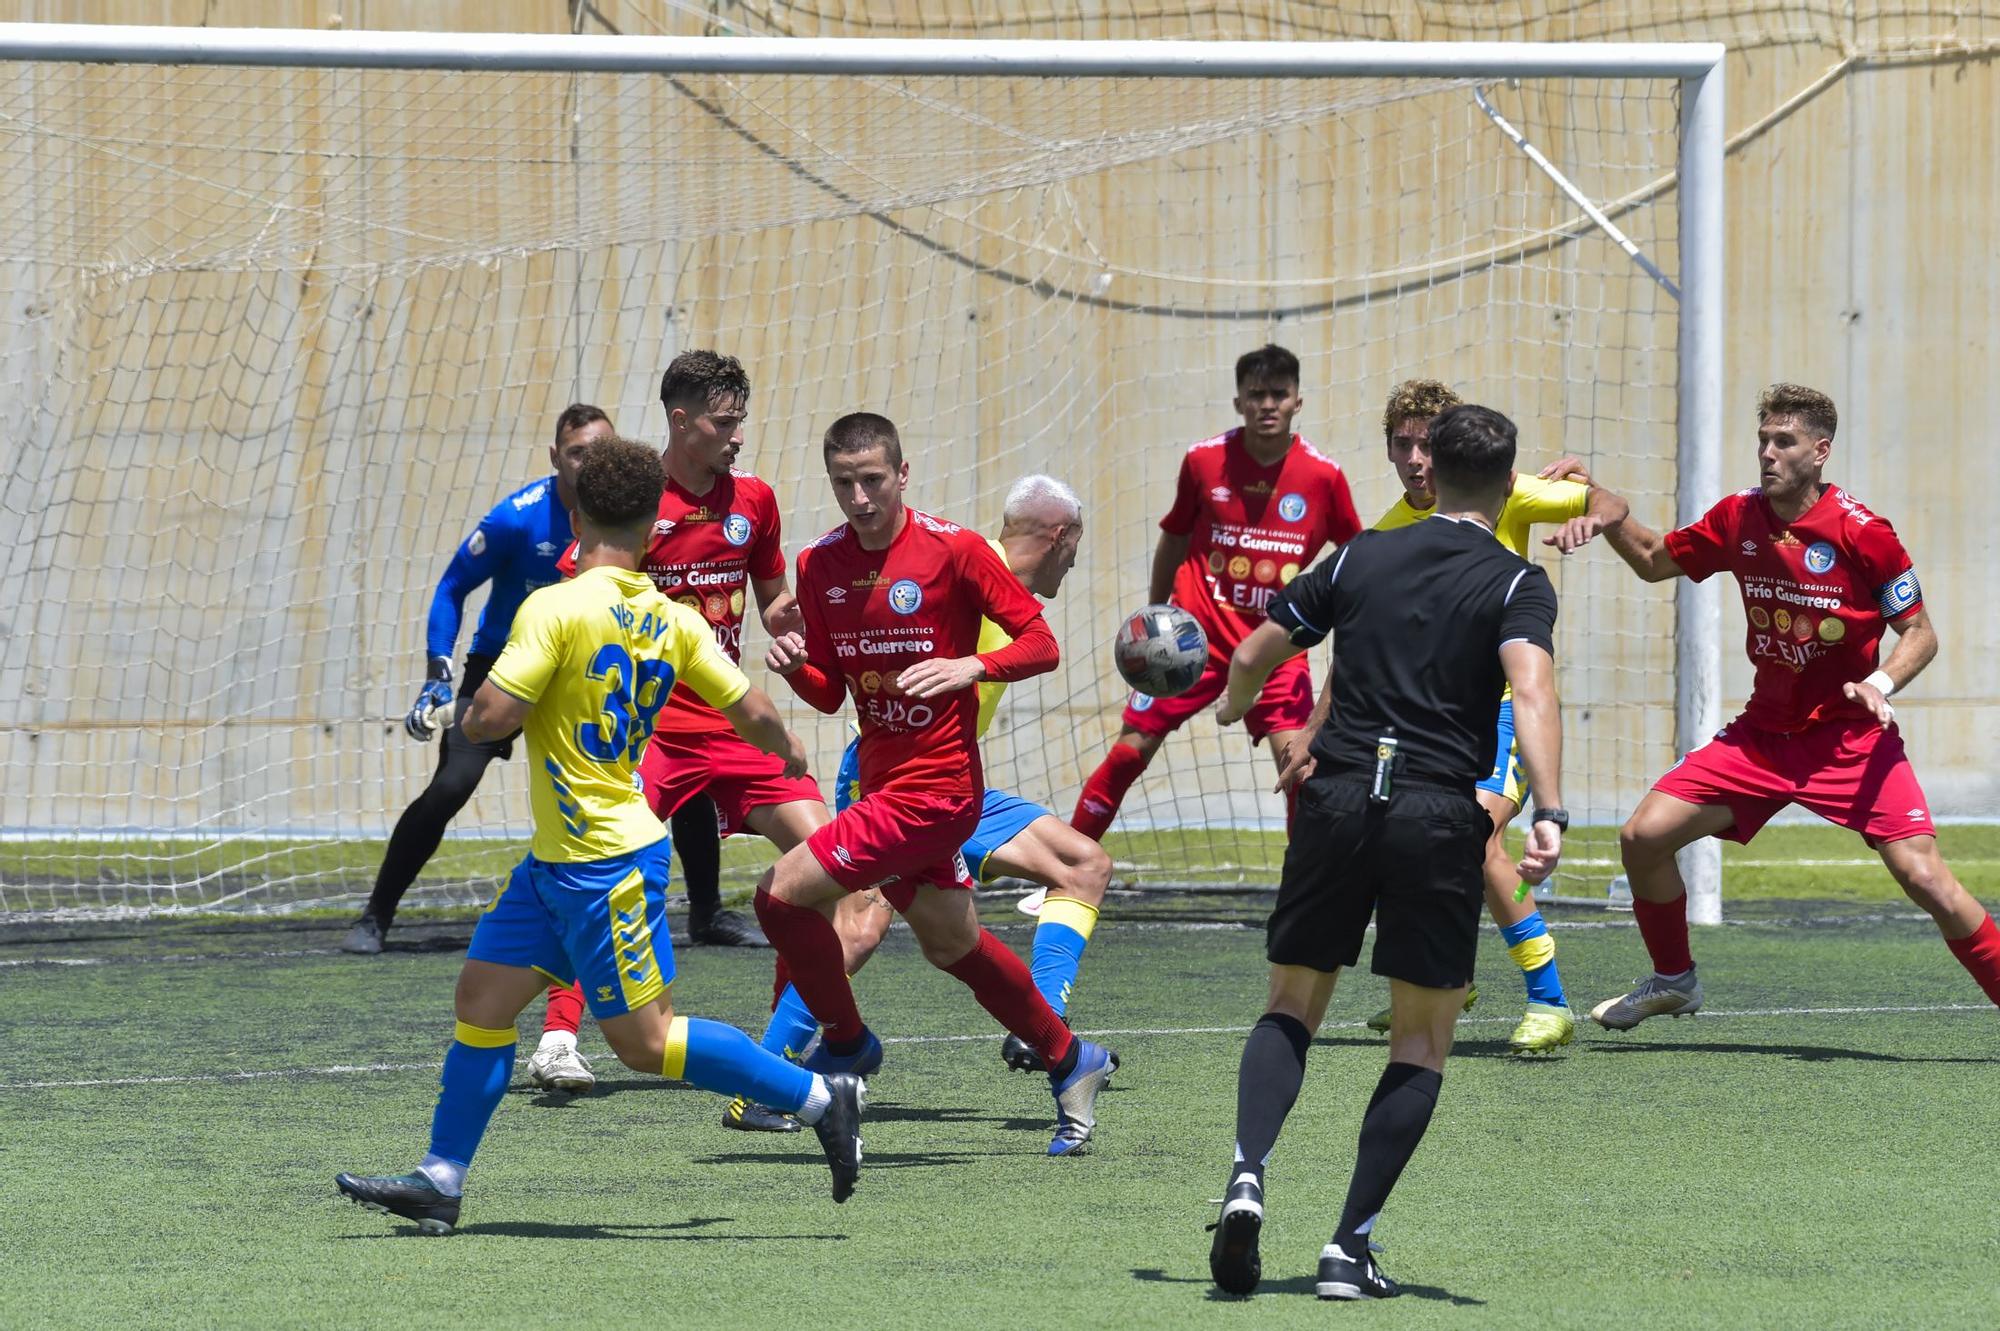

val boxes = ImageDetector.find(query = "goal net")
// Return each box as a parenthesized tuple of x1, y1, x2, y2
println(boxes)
(0, 32, 1718, 916)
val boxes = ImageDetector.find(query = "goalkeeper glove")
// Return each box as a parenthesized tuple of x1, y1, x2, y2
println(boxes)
(405, 657, 456, 739)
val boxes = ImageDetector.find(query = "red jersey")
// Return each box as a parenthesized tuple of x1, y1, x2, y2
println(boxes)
(1161, 428, 1362, 651)
(791, 509, 1057, 800)
(1665, 484, 1923, 732)
(557, 468, 785, 736)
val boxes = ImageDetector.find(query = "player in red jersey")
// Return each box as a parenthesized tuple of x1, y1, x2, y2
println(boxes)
(753, 412, 1118, 1156)
(1071, 344, 1362, 840)
(1547, 383, 2000, 1024)
(528, 351, 835, 1094)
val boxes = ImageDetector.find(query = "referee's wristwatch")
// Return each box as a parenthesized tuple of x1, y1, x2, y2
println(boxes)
(1531, 806, 1570, 831)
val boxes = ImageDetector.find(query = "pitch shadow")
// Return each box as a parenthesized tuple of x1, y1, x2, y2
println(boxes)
(1131, 1268, 1484, 1306)
(694, 1149, 1002, 1170)
(343, 1215, 850, 1242)
(1311, 1035, 1530, 1062)
(1588, 1039, 1997, 1065)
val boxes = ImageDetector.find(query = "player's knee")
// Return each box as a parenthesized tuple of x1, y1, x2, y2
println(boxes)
(915, 918, 978, 968)
(607, 1031, 665, 1075)
(1066, 842, 1114, 904)
(1889, 848, 1952, 908)
(1619, 814, 1673, 869)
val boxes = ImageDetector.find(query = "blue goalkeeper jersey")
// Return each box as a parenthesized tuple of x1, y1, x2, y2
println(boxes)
(426, 476, 575, 661)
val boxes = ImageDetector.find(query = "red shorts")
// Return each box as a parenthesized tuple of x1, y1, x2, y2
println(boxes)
(639, 729, 823, 836)
(1120, 647, 1313, 744)
(1652, 716, 1936, 846)
(806, 786, 978, 911)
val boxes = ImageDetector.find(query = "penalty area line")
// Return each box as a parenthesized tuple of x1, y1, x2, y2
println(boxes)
(3, 1002, 1989, 1091)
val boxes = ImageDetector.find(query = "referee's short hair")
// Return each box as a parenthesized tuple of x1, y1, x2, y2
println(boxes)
(1428, 404, 1517, 494)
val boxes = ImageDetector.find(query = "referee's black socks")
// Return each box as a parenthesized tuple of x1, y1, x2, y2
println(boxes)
(1228, 1011, 1313, 1187)
(1332, 1061, 1443, 1254)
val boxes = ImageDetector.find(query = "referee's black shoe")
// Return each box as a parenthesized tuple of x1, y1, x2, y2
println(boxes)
(810, 1073, 866, 1204)
(1206, 1171, 1264, 1296)
(687, 907, 770, 947)
(1316, 1241, 1400, 1300)
(335, 1171, 460, 1235)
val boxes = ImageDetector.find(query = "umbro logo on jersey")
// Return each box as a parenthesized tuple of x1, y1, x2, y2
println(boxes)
(1909, 808, 1926, 819)
(825, 586, 848, 603)
(1210, 485, 1232, 503)
(834, 846, 854, 868)
(535, 541, 557, 557)
(653, 519, 677, 537)
(1740, 540, 1757, 555)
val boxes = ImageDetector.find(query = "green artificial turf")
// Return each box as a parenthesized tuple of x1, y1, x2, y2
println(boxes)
(6, 892, 1999, 1329)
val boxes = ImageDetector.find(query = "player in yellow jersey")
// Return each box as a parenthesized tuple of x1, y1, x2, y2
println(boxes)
(727, 474, 1112, 1131)
(1279, 381, 1619, 1054)
(336, 437, 864, 1233)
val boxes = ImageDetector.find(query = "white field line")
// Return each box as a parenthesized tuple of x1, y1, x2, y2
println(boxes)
(2, 1002, 1990, 1091)
(1, 910, 1961, 970)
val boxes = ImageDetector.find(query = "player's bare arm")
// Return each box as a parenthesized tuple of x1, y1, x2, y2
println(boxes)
(1148, 529, 1191, 604)
(1543, 486, 1684, 582)
(718, 687, 811, 777)
(754, 574, 802, 638)
(1217, 619, 1303, 727)
(1843, 606, 1938, 725)
(1273, 664, 1332, 792)
(1500, 639, 1564, 883)
(460, 680, 531, 744)
(1537, 455, 1593, 484)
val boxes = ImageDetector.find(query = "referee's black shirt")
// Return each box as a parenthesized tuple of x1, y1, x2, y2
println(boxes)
(1266, 514, 1559, 791)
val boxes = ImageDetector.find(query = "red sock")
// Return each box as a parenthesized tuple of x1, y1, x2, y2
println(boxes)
(543, 981, 584, 1037)
(1631, 893, 1695, 976)
(771, 955, 793, 1011)
(754, 889, 865, 1044)
(942, 929, 1076, 1066)
(1945, 914, 2000, 1007)
(1072, 742, 1147, 841)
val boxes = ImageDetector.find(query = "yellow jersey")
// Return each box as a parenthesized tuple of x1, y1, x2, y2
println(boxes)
(973, 538, 1014, 739)
(489, 564, 750, 862)
(1372, 472, 1588, 557)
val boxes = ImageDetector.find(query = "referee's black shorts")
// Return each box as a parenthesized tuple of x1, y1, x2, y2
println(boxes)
(1266, 772, 1490, 989)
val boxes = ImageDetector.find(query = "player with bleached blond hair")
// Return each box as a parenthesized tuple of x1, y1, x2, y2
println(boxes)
(1548, 382, 2000, 1026)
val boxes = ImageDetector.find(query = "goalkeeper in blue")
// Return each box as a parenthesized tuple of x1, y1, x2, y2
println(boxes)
(340, 403, 612, 958)
(335, 436, 865, 1234)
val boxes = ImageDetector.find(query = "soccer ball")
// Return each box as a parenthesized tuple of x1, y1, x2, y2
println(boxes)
(1113, 603, 1208, 698)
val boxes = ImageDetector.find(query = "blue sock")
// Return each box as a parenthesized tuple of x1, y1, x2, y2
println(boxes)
(1498, 911, 1566, 1007)
(1030, 897, 1099, 1018)
(670, 1015, 816, 1113)
(759, 983, 822, 1061)
(427, 1022, 518, 1175)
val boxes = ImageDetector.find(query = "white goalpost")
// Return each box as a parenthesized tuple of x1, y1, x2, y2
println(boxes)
(0, 24, 1724, 921)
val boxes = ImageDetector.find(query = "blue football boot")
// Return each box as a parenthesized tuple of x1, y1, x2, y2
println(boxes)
(800, 1026, 884, 1079)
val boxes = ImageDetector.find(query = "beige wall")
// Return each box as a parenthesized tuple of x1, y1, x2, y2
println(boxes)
(4, 3, 1996, 907)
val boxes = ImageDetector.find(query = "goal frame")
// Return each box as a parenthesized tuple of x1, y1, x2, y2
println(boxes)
(0, 24, 1727, 921)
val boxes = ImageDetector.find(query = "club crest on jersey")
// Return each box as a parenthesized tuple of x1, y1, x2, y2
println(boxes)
(1277, 492, 1307, 522)
(1128, 690, 1155, 712)
(723, 513, 752, 546)
(466, 530, 486, 557)
(1804, 541, 1836, 574)
(888, 579, 924, 614)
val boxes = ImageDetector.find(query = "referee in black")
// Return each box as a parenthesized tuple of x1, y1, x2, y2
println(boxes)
(1205, 404, 1566, 1300)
